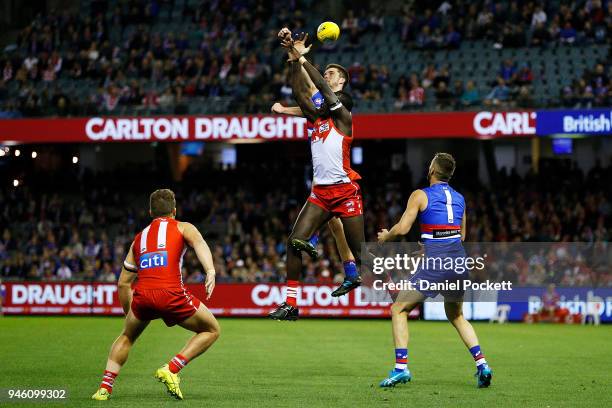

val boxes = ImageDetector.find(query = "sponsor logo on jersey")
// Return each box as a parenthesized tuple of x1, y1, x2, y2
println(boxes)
(432, 229, 461, 238)
(139, 251, 168, 269)
(318, 123, 330, 133)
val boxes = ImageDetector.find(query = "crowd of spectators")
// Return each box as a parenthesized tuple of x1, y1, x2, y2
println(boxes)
(0, 0, 311, 117)
(399, 0, 611, 50)
(0, 1, 610, 118)
(0, 158, 609, 286)
(561, 61, 611, 108)
(392, 59, 536, 110)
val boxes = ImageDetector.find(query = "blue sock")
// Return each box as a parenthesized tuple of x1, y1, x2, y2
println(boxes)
(469, 345, 488, 369)
(308, 233, 319, 248)
(343, 260, 358, 279)
(394, 348, 408, 372)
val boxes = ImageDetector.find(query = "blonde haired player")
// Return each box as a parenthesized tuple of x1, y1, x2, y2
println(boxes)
(91, 189, 220, 400)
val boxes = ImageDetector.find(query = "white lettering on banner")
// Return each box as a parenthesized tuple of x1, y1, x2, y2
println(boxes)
(562, 112, 612, 133)
(250, 284, 351, 307)
(11, 284, 116, 305)
(194, 117, 307, 140)
(473, 112, 536, 136)
(85, 118, 189, 141)
(528, 292, 612, 316)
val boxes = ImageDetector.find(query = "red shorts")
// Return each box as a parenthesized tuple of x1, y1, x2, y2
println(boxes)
(307, 181, 363, 218)
(131, 288, 200, 327)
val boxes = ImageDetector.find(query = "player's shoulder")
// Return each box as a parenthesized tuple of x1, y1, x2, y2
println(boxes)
(410, 189, 428, 204)
(177, 221, 199, 234)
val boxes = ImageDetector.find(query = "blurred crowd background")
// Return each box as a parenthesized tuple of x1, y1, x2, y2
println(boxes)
(0, 1, 610, 287)
(0, 157, 609, 286)
(0, 0, 610, 118)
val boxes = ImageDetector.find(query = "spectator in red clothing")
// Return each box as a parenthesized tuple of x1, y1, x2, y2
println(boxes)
(541, 284, 560, 316)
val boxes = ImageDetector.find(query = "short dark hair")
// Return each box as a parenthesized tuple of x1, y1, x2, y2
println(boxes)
(432, 153, 456, 181)
(150, 189, 176, 217)
(325, 64, 350, 88)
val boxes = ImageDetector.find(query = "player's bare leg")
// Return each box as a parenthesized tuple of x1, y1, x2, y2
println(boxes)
(328, 217, 354, 262)
(177, 303, 221, 359)
(331, 215, 365, 296)
(92, 310, 150, 400)
(445, 302, 492, 388)
(380, 290, 424, 387)
(269, 201, 331, 320)
(155, 304, 220, 400)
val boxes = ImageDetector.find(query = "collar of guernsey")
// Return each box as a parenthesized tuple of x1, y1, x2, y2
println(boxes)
(419, 182, 464, 242)
(307, 91, 324, 136)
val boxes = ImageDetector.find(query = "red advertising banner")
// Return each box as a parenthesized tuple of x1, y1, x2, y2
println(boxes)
(1, 282, 417, 318)
(0, 112, 536, 143)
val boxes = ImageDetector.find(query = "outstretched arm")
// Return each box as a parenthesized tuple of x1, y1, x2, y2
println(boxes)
(378, 190, 428, 242)
(118, 242, 137, 314)
(271, 103, 304, 116)
(289, 61, 318, 122)
(180, 222, 216, 299)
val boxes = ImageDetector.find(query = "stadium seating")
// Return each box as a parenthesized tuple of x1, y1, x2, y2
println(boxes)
(0, 0, 609, 117)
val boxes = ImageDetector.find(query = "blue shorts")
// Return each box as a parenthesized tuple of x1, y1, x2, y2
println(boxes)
(409, 240, 468, 300)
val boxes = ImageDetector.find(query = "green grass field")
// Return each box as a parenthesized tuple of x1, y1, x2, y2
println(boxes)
(1, 317, 610, 407)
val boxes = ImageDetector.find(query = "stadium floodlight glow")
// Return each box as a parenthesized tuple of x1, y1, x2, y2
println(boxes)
(32, 151, 37, 159)
(72, 156, 79, 164)
(15, 149, 21, 157)
(13, 179, 19, 187)
(0, 150, 5, 157)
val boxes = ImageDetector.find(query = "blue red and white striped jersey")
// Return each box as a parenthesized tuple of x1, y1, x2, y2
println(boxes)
(129, 217, 187, 290)
(419, 183, 465, 242)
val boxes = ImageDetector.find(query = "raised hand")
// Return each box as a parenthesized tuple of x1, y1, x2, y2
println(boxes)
(277, 27, 292, 42)
(281, 32, 311, 62)
(292, 32, 312, 56)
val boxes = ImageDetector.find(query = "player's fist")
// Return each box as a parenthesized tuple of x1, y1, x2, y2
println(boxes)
(205, 270, 216, 300)
(278, 27, 292, 41)
(271, 102, 285, 114)
(377, 229, 390, 244)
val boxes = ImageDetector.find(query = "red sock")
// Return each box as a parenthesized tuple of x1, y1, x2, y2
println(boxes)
(100, 370, 117, 393)
(286, 280, 299, 307)
(168, 354, 189, 374)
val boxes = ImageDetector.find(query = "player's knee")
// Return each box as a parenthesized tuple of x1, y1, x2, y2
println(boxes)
(210, 325, 220, 341)
(119, 332, 136, 345)
(446, 311, 464, 325)
(391, 302, 406, 315)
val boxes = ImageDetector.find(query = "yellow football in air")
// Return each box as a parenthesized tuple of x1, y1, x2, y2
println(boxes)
(317, 21, 340, 42)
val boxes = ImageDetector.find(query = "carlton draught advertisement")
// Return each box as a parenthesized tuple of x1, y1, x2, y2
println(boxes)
(1, 282, 402, 318)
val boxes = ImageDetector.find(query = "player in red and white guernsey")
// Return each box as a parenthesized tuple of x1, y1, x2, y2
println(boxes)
(269, 31, 366, 321)
(92, 189, 219, 401)
(270, 31, 359, 293)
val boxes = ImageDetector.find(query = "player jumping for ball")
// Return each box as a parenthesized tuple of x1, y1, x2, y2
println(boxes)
(91, 189, 220, 401)
(377, 153, 493, 388)
(269, 29, 366, 321)
(270, 32, 358, 293)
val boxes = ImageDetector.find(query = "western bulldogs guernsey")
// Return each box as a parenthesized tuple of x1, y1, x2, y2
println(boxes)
(419, 183, 464, 243)
(410, 182, 467, 299)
